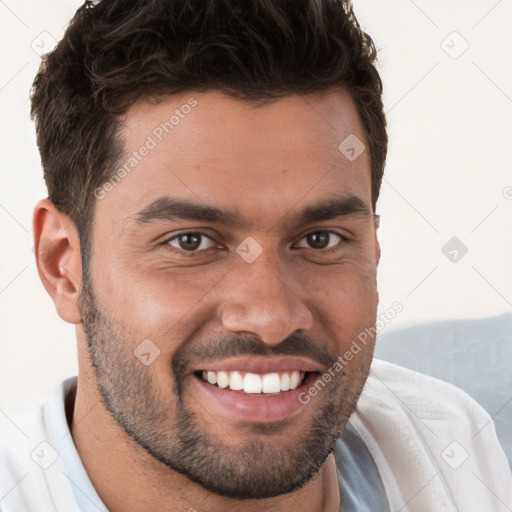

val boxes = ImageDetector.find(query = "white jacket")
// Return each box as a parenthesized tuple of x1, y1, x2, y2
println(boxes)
(350, 359, 512, 511)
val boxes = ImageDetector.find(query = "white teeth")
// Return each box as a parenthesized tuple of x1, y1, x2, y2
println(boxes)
(200, 369, 307, 394)
(229, 371, 244, 391)
(217, 371, 229, 389)
(289, 371, 301, 389)
(262, 373, 281, 393)
(280, 373, 290, 391)
(243, 373, 262, 394)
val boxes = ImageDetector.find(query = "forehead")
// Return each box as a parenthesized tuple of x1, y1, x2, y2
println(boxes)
(96, 89, 372, 231)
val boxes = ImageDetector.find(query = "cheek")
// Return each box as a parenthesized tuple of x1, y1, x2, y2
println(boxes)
(99, 261, 227, 344)
(304, 262, 378, 346)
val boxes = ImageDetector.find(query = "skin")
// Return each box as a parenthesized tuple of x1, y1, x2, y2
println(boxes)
(33, 88, 380, 512)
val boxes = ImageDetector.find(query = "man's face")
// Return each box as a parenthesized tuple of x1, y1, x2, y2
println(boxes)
(79, 89, 380, 499)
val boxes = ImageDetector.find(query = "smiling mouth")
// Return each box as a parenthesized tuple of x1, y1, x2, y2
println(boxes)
(194, 370, 314, 394)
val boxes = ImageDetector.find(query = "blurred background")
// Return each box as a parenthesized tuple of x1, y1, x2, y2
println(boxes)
(1, 0, 511, 409)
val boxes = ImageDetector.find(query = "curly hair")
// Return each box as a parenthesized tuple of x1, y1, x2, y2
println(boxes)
(31, 0, 387, 249)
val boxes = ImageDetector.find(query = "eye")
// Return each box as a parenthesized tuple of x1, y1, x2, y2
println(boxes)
(166, 232, 217, 252)
(294, 231, 345, 251)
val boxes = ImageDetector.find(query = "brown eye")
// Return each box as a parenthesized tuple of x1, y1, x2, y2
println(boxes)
(167, 232, 215, 252)
(295, 231, 344, 251)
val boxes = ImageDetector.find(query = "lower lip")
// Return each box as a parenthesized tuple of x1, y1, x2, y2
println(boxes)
(191, 373, 319, 423)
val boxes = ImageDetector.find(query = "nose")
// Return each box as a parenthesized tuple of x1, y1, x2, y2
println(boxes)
(219, 251, 314, 345)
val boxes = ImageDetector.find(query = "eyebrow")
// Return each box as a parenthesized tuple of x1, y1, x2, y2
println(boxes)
(133, 194, 372, 230)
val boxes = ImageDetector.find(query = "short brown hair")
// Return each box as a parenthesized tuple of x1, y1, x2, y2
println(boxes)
(31, 0, 387, 249)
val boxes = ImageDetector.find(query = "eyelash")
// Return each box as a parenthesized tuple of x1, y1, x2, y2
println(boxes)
(163, 230, 348, 256)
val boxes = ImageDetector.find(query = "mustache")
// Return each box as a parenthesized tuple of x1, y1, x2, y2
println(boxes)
(171, 331, 336, 378)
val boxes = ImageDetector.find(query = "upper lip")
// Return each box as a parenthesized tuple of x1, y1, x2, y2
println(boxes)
(192, 356, 324, 374)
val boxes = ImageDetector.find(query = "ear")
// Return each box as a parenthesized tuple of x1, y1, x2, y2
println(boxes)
(33, 198, 83, 324)
(373, 214, 381, 266)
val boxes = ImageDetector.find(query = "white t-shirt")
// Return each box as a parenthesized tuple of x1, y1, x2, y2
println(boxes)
(0, 359, 510, 511)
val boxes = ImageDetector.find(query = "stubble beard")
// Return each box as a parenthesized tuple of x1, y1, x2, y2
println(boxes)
(78, 266, 375, 499)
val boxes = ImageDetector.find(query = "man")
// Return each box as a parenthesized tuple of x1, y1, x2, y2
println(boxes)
(0, 0, 510, 510)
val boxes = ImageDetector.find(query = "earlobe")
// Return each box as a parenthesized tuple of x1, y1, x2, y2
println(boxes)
(33, 199, 83, 324)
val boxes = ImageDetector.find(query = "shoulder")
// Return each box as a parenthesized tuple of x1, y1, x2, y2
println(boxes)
(0, 381, 81, 512)
(366, 358, 491, 424)
(0, 399, 49, 510)
(360, 358, 503, 453)
(348, 358, 512, 511)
